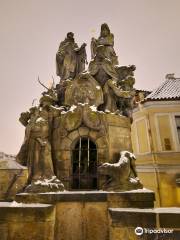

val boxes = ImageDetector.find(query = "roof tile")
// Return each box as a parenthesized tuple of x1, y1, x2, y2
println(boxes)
(145, 78, 180, 100)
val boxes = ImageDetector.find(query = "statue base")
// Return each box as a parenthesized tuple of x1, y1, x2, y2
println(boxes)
(14, 189, 154, 240)
(16, 189, 155, 208)
(1, 190, 180, 240)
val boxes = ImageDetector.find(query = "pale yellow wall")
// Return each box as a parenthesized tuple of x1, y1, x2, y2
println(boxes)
(132, 100, 180, 207)
(132, 101, 180, 158)
(136, 119, 149, 153)
(157, 115, 174, 151)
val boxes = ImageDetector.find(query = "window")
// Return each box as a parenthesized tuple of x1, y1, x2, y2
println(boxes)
(156, 114, 173, 151)
(71, 137, 97, 190)
(175, 116, 180, 143)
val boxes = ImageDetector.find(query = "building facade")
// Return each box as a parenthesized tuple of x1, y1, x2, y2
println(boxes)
(132, 74, 180, 206)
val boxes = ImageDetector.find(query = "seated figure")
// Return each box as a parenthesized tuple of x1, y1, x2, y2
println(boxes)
(98, 151, 143, 191)
(89, 45, 131, 112)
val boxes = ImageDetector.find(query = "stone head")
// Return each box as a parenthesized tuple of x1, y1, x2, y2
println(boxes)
(29, 106, 39, 115)
(121, 151, 136, 161)
(67, 32, 74, 41)
(100, 23, 110, 37)
(39, 95, 54, 109)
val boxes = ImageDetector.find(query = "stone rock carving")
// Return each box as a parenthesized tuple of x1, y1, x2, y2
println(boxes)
(56, 32, 87, 80)
(98, 151, 143, 191)
(64, 72, 103, 107)
(89, 45, 132, 112)
(91, 23, 118, 65)
(116, 65, 136, 118)
(16, 94, 64, 193)
(15, 23, 142, 193)
(61, 104, 102, 132)
(103, 79, 132, 113)
(89, 45, 119, 87)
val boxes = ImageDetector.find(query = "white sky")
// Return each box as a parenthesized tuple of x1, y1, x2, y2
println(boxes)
(0, 0, 180, 154)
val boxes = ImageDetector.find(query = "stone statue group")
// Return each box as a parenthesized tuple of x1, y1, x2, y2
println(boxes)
(56, 23, 136, 117)
(15, 23, 143, 193)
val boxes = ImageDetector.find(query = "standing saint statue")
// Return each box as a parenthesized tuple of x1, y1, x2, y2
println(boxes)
(91, 23, 119, 65)
(16, 94, 64, 193)
(56, 32, 87, 80)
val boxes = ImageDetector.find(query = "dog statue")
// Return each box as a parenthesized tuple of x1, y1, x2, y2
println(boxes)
(98, 151, 143, 191)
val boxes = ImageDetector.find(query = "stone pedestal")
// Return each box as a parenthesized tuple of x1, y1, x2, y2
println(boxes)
(52, 112, 132, 189)
(109, 208, 180, 240)
(15, 190, 155, 240)
(2, 191, 180, 240)
(0, 202, 55, 240)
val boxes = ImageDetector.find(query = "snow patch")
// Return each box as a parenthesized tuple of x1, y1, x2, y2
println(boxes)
(36, 117, 46, 123)
(10, 201, 23, 207)
(90, 105, 97, 112)
(34, 176, 62, 189)
(69, 105, 77, 112)
(96, 86, 101, 90)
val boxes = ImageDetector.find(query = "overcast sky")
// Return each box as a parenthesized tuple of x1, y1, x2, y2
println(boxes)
(0, 0, 180, 154)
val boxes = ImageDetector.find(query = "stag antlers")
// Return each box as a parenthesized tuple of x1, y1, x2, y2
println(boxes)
(38, 76, 56, 90)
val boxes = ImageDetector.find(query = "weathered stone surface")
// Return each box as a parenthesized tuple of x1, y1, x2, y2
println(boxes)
(52, 124, 68, 145)
(16, 191, 154, 207)
(53, 116, 61, 129)
(90, 23, 118, 65)
(0, 169, 28, 201)
(110, 227, 140, 240)
(57, 150, 71, 161)
(15, 23, 139, 195)
(97, 148, 109, 160)
(107, 190, 155, 208)
(109, 208, 156, 227)
(52, 113, 133, 190)
(56, 32, 87, 80)
(106, 115, 132, 161)
(57, 169, 70, 180)
(89, 129, 105, 140)
(157, 208, 180, 228)
(82, 106, 102, 130)
(85, 202, 109, 240)
(59, 137, 72, 150)
(55, 201, 109, 240)
(78, 126, 90, 137)
(8, 222, 54, 240)
(96, 136, 108, 149)
(61, 106, 83, 132)
(105, 114, 131, 127)
(57, 159, 71, 171)
(67, 130, 79, 141)
(98, 151, 143, 191)
(0, 224, 8, 240)
(55, 202, 84, 240)
(109, 208, 180, 240)
(16, 103, 65, 193)
(0, 202, 55, 240)
(65, 72, 103, 107)
(0, 202, 54, 222)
